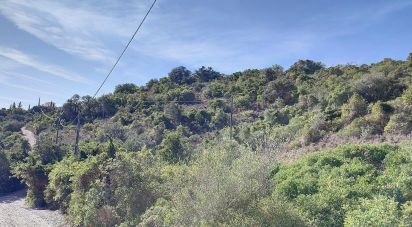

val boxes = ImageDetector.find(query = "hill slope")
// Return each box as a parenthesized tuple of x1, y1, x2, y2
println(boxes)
(0, 54, 412, 226)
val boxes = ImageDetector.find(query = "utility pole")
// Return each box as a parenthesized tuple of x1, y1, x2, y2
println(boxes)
(230, 96, 233, 141)
(74, 112, 81, 159)
(55, 116, 63, 145)
(55, 117, 61, 145)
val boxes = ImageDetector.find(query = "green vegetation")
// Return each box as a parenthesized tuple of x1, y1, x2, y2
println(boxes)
(273, 144, 412, 226)
(1, 55, 412, 226)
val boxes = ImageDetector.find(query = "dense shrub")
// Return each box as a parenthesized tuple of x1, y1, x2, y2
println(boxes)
(272, 144, 412, 226)
(354, 74, 405, 102)
(13, 138, 67, 207)
(47, 151, 159, 226)
(341, 93, 367, 122)
(149, 141, 308, 226)
(0, 150, 22, 193)
(288, 60, 324, 75)
(168, 66, 192, 84)
(384, 113, 412, 134)
(3, 119, 25, 132)
(2, 57, 412, 226)
(264, 78, 297, 105)
(344, 196, 401, 226)
(159, 131, 187, 163)
(194, 66, 221, 82)
(114, 83, 139, 94)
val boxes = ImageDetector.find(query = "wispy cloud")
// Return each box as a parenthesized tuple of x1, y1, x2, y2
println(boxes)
(0, 0, 316, 73)
(0, 47, 88, 83)
(0, 73, 56, 96)
(0, 95, 31, 103)
(0, 0, 410, 78)
(0, 0, 152, 64)
(3, 72, 55, 86)
(0, 81, 55, 96)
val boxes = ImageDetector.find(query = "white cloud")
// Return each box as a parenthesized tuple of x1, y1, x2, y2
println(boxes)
(3, 72, 55, 86)
(0, 47, 88, 83)
(0, 95, 31, 103)
(0, 0, 315, 73)
(0, 0, 150, 63)
(1, 0, 410, 77)
(0, 81, 55, 96)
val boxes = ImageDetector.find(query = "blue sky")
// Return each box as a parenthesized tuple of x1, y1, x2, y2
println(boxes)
(0, 0, 412, 108)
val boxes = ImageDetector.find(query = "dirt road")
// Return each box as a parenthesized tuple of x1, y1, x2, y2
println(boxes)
(0, 128, 68, 226)
(21, 127, 36, 147)
(0, 190, 68, 227)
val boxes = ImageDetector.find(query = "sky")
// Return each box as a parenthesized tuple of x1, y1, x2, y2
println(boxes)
(0, 0, 412, 108)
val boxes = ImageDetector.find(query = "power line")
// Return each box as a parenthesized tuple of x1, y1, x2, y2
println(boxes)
(93, 0, 157, 98)
(141, 100, 206, 103)
(40, 109, 56, 120)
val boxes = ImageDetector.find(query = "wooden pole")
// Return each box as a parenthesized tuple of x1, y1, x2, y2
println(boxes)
(74, 112, 81, 159)
(55, 118, 60, 145)
(230, 96, 233, 141)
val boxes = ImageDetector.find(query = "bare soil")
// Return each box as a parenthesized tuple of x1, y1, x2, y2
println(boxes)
(0, 190, 68, 227)
(21, 127, 36, 147)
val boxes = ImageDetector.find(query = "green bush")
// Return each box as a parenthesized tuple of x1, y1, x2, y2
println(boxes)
(384, 113, 412, 134)
(163, 142, 278, 226)
(344, 196, 400, 227)
(3, 119, 25, 132)
(402, 201, 412, 226)
(354, 74, 405, 102)
(0, 150, 22, 193)
(272, 144, 411, 226)
(159, 131, 187, 163)
(341, 93, 367, 122)
(339, 117, 375, 138)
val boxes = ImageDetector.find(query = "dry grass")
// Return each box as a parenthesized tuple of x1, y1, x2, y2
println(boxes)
(274, 133, 412, 163)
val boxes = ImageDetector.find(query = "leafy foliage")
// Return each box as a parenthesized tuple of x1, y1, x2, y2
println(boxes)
(272, 144, 412, 226)
(1, 55, 412, 226)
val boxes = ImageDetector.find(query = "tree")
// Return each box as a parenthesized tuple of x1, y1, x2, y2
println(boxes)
(0, 150, 22, 193)
(114, 83, 138, 94)
(99, 95, 117, 118)
(164, 103, 182, 125)
(178, 89, 196, 102)
(288, 60, 324, 75)
(354, 74, 405, 102)
(402, 86, 412, 105)
(211, 110, 228, 128)
(341, 93, 367, 121)
(107, 138, 116, 158)
(264, 78, 297, 105)
(263, 64, 283, 81)
(168, 66, 192, 84)
(166, 143, 275, 226)
(62, 94, 81, 121)
(194, 66, 221, 82)
(159, 131, 186, 163)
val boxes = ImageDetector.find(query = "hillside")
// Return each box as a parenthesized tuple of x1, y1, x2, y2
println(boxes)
(1, 54, 412, 226)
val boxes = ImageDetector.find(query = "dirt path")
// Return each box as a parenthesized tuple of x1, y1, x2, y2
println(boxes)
(0, 128, 69, 226)
(0, 190, 68, 227)
(21, 127, 36, 147)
